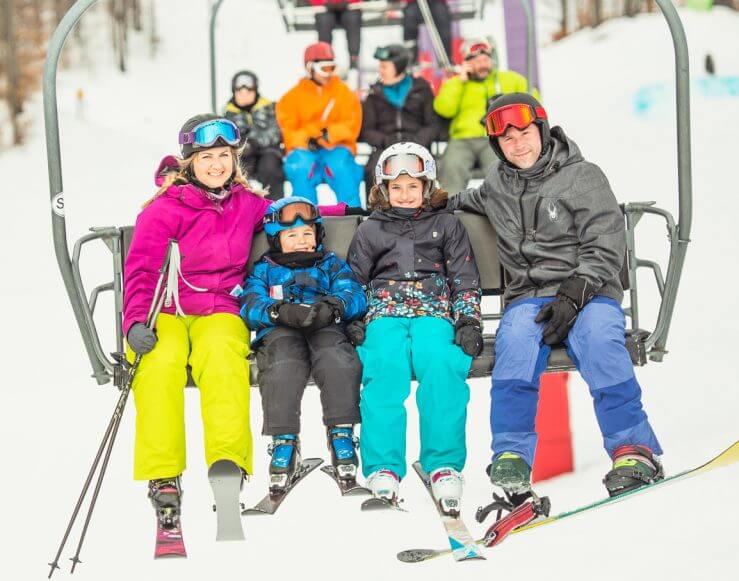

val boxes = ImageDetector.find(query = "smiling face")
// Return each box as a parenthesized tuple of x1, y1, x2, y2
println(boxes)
(497, 124, 542, 169)
(387, 174, 425, 209)
(278, 224, 317, 253)
(191, 146, 234, 189)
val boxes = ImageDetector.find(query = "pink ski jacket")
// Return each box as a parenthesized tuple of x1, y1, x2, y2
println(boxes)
(123, 182, 348, 335)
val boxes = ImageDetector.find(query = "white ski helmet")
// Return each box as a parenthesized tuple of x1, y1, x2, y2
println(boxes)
(374, 142, 438, 200)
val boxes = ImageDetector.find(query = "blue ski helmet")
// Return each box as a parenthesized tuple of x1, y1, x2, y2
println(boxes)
(263, 196, 324, 251)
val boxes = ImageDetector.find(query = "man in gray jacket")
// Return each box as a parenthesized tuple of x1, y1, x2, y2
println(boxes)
(448, 93, 663, 499)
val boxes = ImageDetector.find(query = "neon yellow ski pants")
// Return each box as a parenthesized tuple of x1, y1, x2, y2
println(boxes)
(128, 313, 252, 480)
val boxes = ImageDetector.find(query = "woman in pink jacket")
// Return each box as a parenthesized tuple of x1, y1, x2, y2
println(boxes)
(123, 114, 351, 529)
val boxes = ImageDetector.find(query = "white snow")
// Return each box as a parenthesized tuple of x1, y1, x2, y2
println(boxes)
(1, 2, 738, 580)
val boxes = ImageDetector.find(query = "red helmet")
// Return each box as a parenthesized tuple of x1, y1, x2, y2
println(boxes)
(304, 41, 335, 65)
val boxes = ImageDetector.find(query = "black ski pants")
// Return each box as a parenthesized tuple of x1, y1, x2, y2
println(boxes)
(241, 148, 284, 200)
(403, 0, 453, 62)
(256, 325, 362, 435)
(315, 6, 361, 59)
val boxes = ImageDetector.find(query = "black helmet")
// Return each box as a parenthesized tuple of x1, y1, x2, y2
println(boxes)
(231, 70, 258, 93)
(485, 92, 551, 163)
(179, 113, 239, 158)
(374, 44, 410, 76)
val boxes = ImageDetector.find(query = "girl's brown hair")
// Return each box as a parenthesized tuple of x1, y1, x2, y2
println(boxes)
(143, 147, 257, 207)
(367, 181, 449, 212)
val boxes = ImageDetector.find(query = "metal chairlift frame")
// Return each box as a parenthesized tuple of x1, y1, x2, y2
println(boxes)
(43, 0, 692, 386)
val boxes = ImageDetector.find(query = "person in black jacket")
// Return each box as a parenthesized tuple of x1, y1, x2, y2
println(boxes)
(360, 44, 438, 186)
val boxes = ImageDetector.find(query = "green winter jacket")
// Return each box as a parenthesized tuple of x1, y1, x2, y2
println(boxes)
(433, 70, 541, 140)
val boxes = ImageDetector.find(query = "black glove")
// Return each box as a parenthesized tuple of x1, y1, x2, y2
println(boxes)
(271, 302, 317, 328)
(307, 137, 321, 152)
(345, 320, 366, 346)
(344, 206, 371, 216)
(320, 128, 329, 142)
(535, 276, 596, 345)
(454, 316, 483, 357)
(308, 296, 345, 330)
(127, 323, 157, 355)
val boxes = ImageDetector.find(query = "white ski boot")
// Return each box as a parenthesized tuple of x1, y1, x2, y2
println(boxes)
(429, 467, 464, 516)
(366, 469, 400, 502)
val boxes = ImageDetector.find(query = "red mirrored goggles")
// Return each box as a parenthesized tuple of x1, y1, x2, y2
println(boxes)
(264, 202, 319, 227)
(485, 103, 548, 137)
(464, 41, 492, 60)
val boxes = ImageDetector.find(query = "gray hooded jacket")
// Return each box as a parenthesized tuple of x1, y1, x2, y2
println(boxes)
(448, 126, 625, 303)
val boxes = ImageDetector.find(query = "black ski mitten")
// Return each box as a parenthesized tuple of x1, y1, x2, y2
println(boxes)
(308, 296, 345, 330)
(345, 320, 366, 346)
(271, 302, 317, 328)
(535, 276, 597, 345)
(454, 316, 484, 357)
(127, 323, 157, 354)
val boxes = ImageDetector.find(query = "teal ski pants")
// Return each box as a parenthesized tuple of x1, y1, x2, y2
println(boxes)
(357, 317, 473, 479)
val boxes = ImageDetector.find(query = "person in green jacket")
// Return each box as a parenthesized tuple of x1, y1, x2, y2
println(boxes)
(433, 37, 541, 195)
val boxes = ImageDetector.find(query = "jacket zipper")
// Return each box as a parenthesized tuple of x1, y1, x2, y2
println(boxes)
(517, 179, 535, 287)
(396, 109, 402, 141)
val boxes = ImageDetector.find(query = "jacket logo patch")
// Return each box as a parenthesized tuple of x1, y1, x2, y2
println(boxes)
(269, 285, 284, 300)
(432, 231, 438, 238)
(547, 201, 559, 222)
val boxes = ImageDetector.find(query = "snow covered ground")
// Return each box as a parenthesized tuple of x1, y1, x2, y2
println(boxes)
(1, 2, 737, 579)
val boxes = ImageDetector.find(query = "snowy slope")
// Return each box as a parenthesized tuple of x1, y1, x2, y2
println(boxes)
(1, 2, 738, 580)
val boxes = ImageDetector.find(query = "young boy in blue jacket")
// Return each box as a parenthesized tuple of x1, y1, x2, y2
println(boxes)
(240, 197, 367, 491)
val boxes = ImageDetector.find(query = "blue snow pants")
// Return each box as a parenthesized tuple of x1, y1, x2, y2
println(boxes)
(491, 297, 662, 469)
(283, 146, 363, 206)
(358, 317, 473, 479)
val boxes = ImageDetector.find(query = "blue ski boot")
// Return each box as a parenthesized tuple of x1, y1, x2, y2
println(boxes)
(327, 425, 358, 481)
(268, 434, 300, 493)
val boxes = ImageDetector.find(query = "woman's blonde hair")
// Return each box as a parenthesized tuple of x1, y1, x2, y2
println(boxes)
(143, 146, 256, 207)
(367, 180, 449, 212)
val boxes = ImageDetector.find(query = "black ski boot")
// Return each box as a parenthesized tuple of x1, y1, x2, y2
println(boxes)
(148, 477, 182, 529)
(268, 434, 300, 493)
(327, 425, 359, 481)
(604, 444, 664, 497)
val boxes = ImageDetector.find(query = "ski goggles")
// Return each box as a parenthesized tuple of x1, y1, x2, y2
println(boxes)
(232, 73, 256, 90)
(311, 60, 337, 75)
(464, 41, 493, 60)
(485, 103, 547, 137)
(374, 46, 395, 61)
(178, 119, 241, 148)
(264, 202, 320, 228)
(379, 153, 428, 180)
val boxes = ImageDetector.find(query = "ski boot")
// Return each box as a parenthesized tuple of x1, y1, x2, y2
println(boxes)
(148, 476, 182, 529)
(429, 467, 463, 517)
(327, 425, 359, 482)
(604, 444, 664, 497)
(366, 468, 400, 502)
(268, 434, 301, 493)
(488, 452, 532, 495)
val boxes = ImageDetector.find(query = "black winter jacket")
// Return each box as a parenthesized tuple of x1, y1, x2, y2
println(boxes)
(360, 77, 438, 150)
(347, 207, 481, 324)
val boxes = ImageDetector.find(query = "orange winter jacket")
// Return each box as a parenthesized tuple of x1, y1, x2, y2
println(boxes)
(276, 76, 362, 155)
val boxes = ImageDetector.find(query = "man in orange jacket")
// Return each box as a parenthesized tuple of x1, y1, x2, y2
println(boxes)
(276, 42, 363, 207)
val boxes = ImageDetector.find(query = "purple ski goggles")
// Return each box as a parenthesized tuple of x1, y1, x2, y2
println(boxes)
(178, 119, 241, 149)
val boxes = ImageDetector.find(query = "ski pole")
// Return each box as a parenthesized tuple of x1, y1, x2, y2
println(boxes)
(48, 241, 176, 578)
(416, 0, 454, 73)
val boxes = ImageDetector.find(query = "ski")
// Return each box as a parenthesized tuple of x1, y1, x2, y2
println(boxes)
(154, 521, 187, 559)
(411, 462, 484, 562)
(208, 460, 245, 541)
(242, 458, 323, 516)
(360, 496, 406, 512)
(320, 466, 371, 496)
(397, 441, 739, 563)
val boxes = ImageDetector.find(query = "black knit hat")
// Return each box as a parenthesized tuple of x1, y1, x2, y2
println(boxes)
(179, 113, 223, 158)
(485, 92, 551, 163)
(374, 44, 410, 76)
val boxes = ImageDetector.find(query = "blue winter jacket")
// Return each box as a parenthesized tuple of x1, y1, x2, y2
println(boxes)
(240, 251, 367, 344)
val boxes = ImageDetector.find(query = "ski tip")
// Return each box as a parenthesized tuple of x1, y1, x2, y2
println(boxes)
(397, 549, 437, 563)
